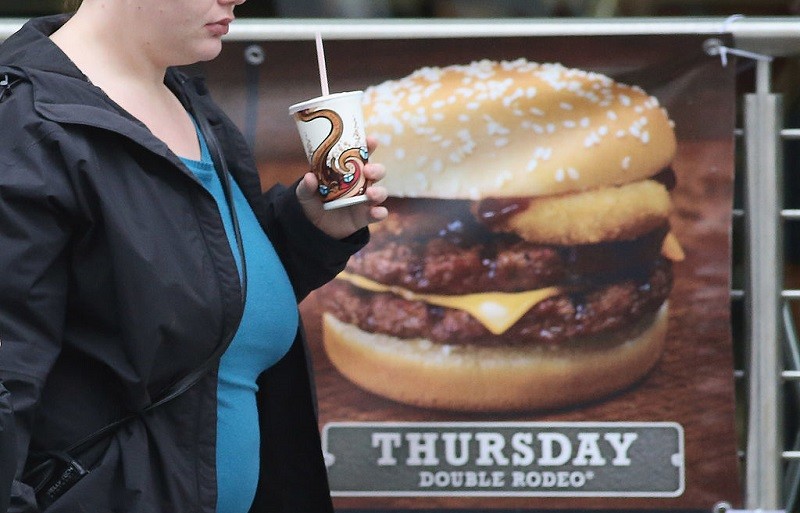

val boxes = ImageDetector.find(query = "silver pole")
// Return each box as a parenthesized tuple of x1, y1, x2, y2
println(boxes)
(744, 88, 784, 508)
(756, 60, 772, 97)
(4, 17, 800, 50)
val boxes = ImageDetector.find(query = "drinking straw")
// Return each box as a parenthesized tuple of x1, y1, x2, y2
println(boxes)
(315, 31, 330, 96)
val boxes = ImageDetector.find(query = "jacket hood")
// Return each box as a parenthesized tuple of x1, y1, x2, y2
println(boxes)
(0, 15, 83, 79)
(0, 14, 132, 125)
(0, 15, 212, 158)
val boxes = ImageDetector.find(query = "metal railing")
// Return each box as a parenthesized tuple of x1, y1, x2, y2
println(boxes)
(2, 15, 800, 512)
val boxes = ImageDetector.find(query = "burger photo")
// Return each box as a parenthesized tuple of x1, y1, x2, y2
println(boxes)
(319, 58, 685, 412)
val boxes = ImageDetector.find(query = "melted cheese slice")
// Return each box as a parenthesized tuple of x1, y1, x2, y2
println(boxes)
(336, 271, 562, 335)
(661, 232, 685, 262)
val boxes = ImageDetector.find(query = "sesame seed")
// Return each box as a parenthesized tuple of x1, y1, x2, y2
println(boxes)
(503, 87, 524, 107)
(533, 147, 552, 160)
(567, 167, 580, 180)
(585, 93, 600, 103)
(484, 115, 510, 136)
(584, 132, 601, 147)
(555, 168, 565, 182)
(560, 102, 574, 110)
(495, 170, 513, 187)
(622, 156, 631, 169)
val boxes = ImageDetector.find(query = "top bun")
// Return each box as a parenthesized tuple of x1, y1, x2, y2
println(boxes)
(363, 59, 677, 199)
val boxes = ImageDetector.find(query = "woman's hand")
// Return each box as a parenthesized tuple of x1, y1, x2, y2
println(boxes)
(296, 136, 389, 240)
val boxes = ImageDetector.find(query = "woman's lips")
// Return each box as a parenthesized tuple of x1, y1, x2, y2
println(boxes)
(206, 20, 231, 37)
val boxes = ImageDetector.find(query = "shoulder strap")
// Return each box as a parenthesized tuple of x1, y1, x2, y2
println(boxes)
(62, 336, 231, 455)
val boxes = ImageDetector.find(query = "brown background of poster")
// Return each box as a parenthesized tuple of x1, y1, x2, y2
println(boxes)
(199, 33, 741, 509)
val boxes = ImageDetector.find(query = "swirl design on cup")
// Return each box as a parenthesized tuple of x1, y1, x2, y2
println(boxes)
(297, 108, 369, 202)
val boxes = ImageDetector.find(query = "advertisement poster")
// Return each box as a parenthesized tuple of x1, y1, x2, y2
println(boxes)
(200, 31, 740, 511)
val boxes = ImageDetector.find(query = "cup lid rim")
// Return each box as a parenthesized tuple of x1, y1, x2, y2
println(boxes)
(288, 90, 364, 114)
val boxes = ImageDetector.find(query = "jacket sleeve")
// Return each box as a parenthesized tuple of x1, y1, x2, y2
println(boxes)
(0, 125, 74, 512)
(257, 181, 369, 302)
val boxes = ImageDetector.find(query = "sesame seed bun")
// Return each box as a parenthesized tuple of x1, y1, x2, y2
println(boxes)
(362, 59, 676, 200)
(322, 303, 668, 412)
(320, 59, 678, 413)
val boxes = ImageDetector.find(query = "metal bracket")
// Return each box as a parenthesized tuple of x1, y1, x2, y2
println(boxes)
(714, 501, 786, 513)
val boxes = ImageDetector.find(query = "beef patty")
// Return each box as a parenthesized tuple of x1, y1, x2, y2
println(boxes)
(322, 260, 672, 347)
(350, 198, 668, 295)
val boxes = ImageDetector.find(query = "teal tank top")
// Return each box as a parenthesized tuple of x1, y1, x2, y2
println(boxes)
(180, 121, 298, 513)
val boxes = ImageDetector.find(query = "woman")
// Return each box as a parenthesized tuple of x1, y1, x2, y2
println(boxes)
(0, 1, 388, 512)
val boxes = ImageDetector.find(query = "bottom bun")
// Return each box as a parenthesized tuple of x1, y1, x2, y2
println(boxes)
(322, 302, 668, 412)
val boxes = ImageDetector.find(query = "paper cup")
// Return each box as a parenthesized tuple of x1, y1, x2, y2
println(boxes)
(289, 91, 371, 210)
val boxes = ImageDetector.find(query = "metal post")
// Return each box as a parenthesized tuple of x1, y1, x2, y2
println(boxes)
(744, 82, 784, 508)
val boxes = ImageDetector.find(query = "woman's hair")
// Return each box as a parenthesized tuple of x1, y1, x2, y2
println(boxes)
(63, 0, 82, 12)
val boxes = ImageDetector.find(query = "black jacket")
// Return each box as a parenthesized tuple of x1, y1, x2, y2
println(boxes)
(0, 15, 365, 513)
(0, 382, 14, 513)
